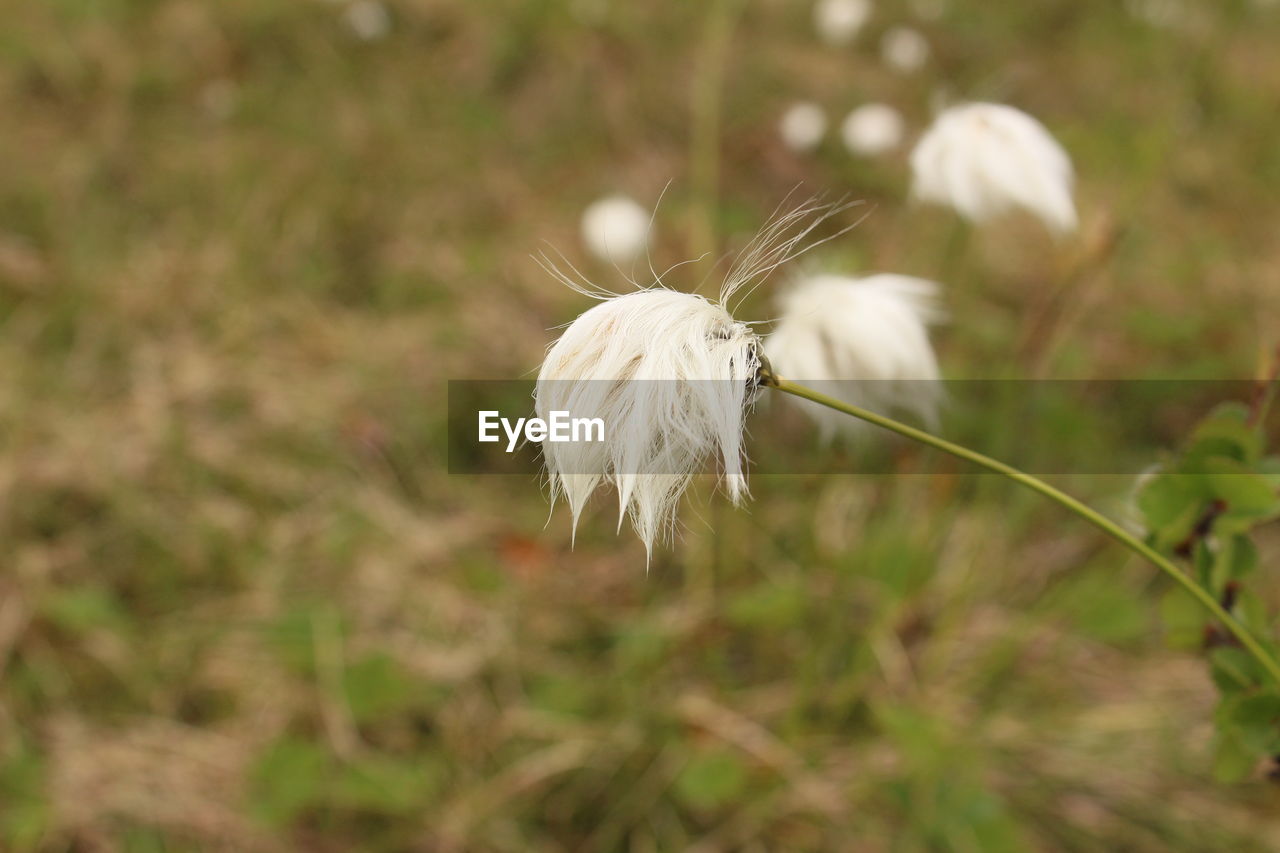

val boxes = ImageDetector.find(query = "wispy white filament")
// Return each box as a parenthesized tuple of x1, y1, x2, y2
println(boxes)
(580, 195, 652, 266)
(910, 102, 1077, 235)
(538, 199, 856, 557)
(841, 103, 904, 156)
(813, 0, 872, 46)
(764, 273, 944, 438)
(880, 27, 929, 73)
(779, 102, 828, 153)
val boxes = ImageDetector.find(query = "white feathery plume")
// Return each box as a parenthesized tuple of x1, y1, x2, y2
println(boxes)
(580, 195, 652, 266)
(841, 103, 904, 156)
(880, 26, 929, 73)
(537, 198, 858, 557)
(813, 0, 872, 46)
(764, 273, 944, 439)
(910, 102, 1077, 235)
(779, 101, 828, 153)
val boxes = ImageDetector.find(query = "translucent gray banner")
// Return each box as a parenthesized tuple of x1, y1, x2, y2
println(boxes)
(447, 380, 1276, 475)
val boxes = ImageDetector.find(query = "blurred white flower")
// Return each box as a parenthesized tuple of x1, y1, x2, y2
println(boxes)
(537, 288, 760, 558)
(813, 0, 872, 46)
(910, 0, 947, 21)
(764, 273, 944, 438)
(1125, 0, 1193, 29)
(345, 0, 391, 41)
(880, 26, 929, 73)
(910, 102, 1078, 235)
(841, 103, 904, 156)
(580, 195, 651, 266)
(779, 101, 828, 152)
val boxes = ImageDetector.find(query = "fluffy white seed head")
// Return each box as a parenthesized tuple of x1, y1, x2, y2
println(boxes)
(813, 0, 872, 46)
(764, 273, 944, 438)
(779, 102, 828, 153)
(536, 289, 760, 558)
(539, 198, 856, 558)
(880, 26, 929, 73)
(910, 102, 1078, 235)
(841, 103, 905, 156)
(344, 0, 391, 40)
(580, 195, 652, 266)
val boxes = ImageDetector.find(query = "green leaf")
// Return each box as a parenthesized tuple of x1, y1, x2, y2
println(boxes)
(1191, 458, 1279, 514)
(673, 749, 749, 811)
(1136, 473, 1201, 535)
(1234, 588, 1271, 637)
(1212, 726, 1258, 783)
(1187, 403, 1261, 465)
(1226, 536, 1259, 581)
(329, 756, 440, 815)
(248, 736, 331, 826)
(341, 654, 412, 724)
(1210, 647, 1265, 694)
(39, 587, 128, 635)
(1219, 693, 1280, 754)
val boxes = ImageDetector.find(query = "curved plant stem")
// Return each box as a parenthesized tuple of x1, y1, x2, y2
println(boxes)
(765, 374, 1280, 686)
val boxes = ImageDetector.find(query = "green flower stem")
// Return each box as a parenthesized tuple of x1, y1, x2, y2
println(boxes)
(766, 374, 1280, 686)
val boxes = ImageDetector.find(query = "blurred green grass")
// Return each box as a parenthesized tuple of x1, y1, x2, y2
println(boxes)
(3, 0, 1280, 850)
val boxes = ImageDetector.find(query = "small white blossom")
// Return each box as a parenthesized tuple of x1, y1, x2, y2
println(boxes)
(779, 102, 829, 153)
(841, 103, 905, 156)
(881, 26, 929, 73)
(580, 195, 652, 267)
(910, 0, 947, 21)
(764, 273, 944, 438)
(910, 102, 1077, 235)
(813, 0, 872, 46)
(344, 0, 391, 41)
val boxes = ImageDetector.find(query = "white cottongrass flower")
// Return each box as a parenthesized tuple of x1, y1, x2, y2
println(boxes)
(1125, 0, 1201, 30)
(910, 102, 1078, 235)
(813, 0, 872, 46)
(841, 103, 905, 156)
(580, 195, 652, 267)
(779, 102, 828, 153)
(538, 199, 855, 556)
(764, 273, 944, 438)
(344, 0, 391, 41)
(910, 0, 947, 21)
(880, 26, 929, 73)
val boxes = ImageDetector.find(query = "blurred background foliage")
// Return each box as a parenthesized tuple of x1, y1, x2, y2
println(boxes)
(2, 0, 1280, 850)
